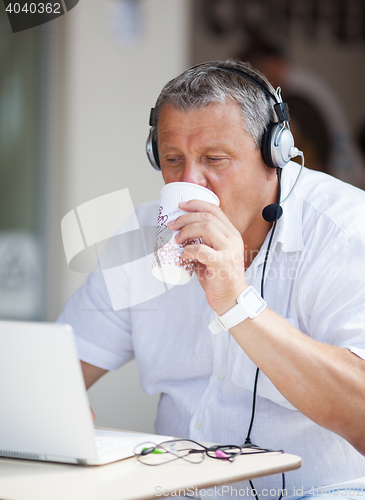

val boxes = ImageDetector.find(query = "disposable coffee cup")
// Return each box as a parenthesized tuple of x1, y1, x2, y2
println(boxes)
(152, 182, 220, 285)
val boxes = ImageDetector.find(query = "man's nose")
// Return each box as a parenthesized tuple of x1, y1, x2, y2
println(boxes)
(178, 160, 207, 187)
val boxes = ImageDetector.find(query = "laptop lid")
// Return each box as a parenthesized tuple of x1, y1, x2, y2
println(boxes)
(0, 321, 98, 463)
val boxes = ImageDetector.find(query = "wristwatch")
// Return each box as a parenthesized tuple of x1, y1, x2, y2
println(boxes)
(209, 286, 267, 334)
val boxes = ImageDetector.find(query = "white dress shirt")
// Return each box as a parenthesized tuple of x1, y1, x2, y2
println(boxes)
(58, 163, 365, 499)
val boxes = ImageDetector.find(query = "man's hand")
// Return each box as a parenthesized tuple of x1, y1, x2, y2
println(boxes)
(167, 199, 247, 315)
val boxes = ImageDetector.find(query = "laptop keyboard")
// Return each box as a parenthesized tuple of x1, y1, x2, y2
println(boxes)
(95, 436, 133, 454)
(92, 429, 173, 462)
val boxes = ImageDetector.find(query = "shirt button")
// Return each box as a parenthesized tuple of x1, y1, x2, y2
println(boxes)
(195, 421, 202, 430)
(217, 374, 222, 381)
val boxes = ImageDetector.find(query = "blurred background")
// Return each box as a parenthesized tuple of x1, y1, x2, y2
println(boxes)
(0, 0, 364, 432)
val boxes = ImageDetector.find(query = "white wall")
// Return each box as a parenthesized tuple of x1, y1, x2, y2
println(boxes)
(45, 0, 191, 432)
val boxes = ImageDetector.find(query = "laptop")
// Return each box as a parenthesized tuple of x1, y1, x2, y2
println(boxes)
(0, 320, 172, 465)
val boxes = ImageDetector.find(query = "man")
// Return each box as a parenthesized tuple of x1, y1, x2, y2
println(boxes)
(58, 60, 365, 498)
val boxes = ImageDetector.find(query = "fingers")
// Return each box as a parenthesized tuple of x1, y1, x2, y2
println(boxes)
(168, 200, 240, 248)
(179, 199, 234, 229)
(182, 242, 215, 263)
(183, 243, 244, 274)
(172, 211, 231, 237)
(174, 220, 229, 249)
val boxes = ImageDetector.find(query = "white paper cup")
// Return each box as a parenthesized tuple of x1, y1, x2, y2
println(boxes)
(152, 182, 220, 285)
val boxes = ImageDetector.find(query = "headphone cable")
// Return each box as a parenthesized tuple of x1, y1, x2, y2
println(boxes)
(280, 151, 304, 205)
(245, 167, 283, 500)
(245, 166, 281, 445)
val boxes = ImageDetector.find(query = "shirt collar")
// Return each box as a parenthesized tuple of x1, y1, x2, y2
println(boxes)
(275, 161, 304, 252)
(251, 162, 305, 269)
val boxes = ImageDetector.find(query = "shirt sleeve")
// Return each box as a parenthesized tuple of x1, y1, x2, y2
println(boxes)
(57, 199, 161, 370)
(298, 229, 365, 360)
(57, 267, 134, 370)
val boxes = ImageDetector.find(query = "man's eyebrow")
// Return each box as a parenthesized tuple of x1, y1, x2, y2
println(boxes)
(159, 144, 182, 150)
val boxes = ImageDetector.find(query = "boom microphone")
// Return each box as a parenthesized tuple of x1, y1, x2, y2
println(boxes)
(262, 203, 283, 223)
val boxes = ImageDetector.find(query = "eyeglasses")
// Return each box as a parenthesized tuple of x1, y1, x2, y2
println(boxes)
(135, 438, 281, 466)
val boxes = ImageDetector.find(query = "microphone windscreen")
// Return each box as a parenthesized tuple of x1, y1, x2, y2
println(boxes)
(262, 203, 283, 223)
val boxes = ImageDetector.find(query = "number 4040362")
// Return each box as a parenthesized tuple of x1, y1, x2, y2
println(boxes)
(5, 3, 61, 14)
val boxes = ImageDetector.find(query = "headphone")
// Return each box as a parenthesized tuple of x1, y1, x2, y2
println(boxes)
(146, 63, 304, 222)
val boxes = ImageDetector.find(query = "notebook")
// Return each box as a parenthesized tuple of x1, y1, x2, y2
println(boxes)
(0, 320, 172, 465)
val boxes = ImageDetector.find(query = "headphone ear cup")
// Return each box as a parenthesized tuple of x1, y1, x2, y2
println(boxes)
(152, 137, 160, 169)
(261, 123, 296, 169)
(146, 128, 161, 170)
(261, 123, 277, 169)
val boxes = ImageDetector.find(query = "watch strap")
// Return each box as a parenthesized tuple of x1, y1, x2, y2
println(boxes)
(209, 286, 266, 334)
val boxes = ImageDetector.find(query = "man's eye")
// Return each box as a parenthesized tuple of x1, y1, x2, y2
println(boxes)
(207, 157, 227, 163)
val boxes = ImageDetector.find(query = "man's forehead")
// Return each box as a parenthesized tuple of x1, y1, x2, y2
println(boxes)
(159, 100, 242, 117)
(158, 101, 245, 133)
(158, 103, 255, 153)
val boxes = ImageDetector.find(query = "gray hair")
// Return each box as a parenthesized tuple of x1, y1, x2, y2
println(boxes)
(152, 60, 277, 148)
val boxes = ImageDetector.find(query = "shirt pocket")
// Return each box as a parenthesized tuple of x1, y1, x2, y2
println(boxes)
(230, 317, 299, 411)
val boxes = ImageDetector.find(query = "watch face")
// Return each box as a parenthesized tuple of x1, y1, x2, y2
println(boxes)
(243, 288, 266, 315)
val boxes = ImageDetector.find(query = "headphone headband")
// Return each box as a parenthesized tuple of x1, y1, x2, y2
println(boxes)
(217, 66, 290, 123)
(216, 66, 278, 103)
